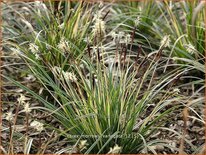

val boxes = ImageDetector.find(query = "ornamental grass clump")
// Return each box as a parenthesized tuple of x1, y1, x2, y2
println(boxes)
(3, 0, 196, 154)
(5, 44, 185, 153)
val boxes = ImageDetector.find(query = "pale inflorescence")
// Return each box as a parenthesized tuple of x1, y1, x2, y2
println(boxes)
(10, 47, 22, 56)
(17, 94, 28, 104)
(5, 111, 14, 122)
(63, 71, 77, 82)
(92, 18, 106, 38)
(51, 66, 77, 82)
(160, 35, 170, 48)
(92, 11, 106, 39)
(93, 11, 103, 22)
(125, 34, 131, 45)
(58, 23, 65, 30)
(108, 144, 122, 154)
(57, 38, 69, 53)
(23, 102, 32, 113)
(185, 43, 195, 54)
(29, 43, 40, 59)
(110, 31, 131, 45)
(30, 120, 44, 132)
(78, 140, 88, 150)
(173, 88, 180, 94)
(134, 16, 141, 27)
(29, 43, 39, 54)
(34, 1, 48, 11)
(51, 66, 62, 74)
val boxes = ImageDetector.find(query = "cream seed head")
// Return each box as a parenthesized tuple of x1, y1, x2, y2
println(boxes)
(51, 66, 77, 82)
(125, 34, 131, 45)
(118, 33, 125, 44)
(35, 1, 47, 10)
(30, 120, 44, 132)
(23, 102, 32, 113)
(64, 72, 77, 82)
(118, 32, 125, 44)
(35, 53, 40, 60)
(29, 43, 39, 54)
(58, 23, 65, 30)
(160, 35, 170, 48)
(185, 43, 195, 54)
(5, 111, 14, 122)
(57, 38, 69, 53)
(10, 47, 22, 56)
(173, 88, 180, 94)
(110, 31, 118, 43)
(111, 31, 117, 38)
(134, 16, 141, 26)
(93, 11, 102, 22)
(17, 94, 28, 104)
(78, 140, 88, 150)
(108, 144, 122, 154)
(111, 31, 131, 45)
(98, 1, 104, 8)
(92, 18, 106, 39)
(118, 31, 125, 39)
(51, 66, 62, 75)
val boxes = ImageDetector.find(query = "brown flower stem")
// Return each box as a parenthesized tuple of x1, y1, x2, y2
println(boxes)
(179, 108, 188, 154)
(87, 44, 91, 58)
(13, 103, 20, 129)
(115, 43, 119, 64)
(38, 132, 42, 152)
(123, 46, 127, 67)
(97, 47, 101, 62)
(130, 26, 136, 51)
(8, 122, 13, 154)
(39, 131, 55, 154)
(136, 57, 147, 73)
(92, 73, 95, 89)
(26, 112, 29, 138)
(135, 45, 142, 64)
(9, 103, 20, 154)
(23, 112, 29, 154)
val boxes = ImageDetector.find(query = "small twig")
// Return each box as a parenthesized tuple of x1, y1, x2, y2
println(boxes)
(135, 45, 142, 64)
(136, 57, 147, 73)
(8, 122, 13, 154)
(167, 74, 181, 89)
(87, 44, 91, 58)
(97, 47, 101, 62)
(92, 73, 95, 89)
(179, 108, 188, 155)
(9, 103, 20, 154)
(38, 132, 42, 152)
(39, 131, 56, 154)
(123, 46, 127, 66)
(24, 112, 29, 154)
(115, 42, 120, 65)
(130, 26, 136, 51)
(103, 10, 110, 20)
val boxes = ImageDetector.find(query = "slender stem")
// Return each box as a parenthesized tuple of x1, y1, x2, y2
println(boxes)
(24, 112, 29, 154)
(8, 122, 13, 154)
(102, 10, 110, 20)
(38, 132, 42, 152)
(130, 26, 136, 51)
(9, 103, 20, 154)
